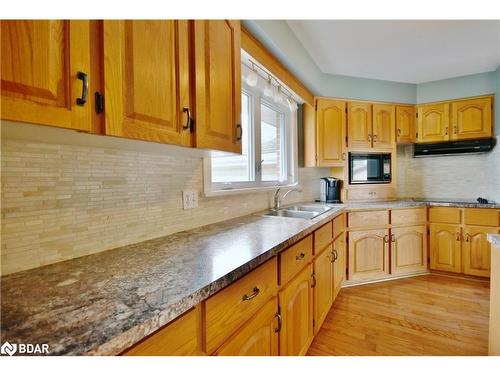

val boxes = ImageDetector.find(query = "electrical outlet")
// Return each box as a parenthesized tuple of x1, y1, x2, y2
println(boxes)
(182, 190, 198, 210)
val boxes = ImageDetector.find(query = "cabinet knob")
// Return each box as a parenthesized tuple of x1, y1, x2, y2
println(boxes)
(274, 311, 282, 333)
(456, 232, 461, 241)
(311, 272, 317, 288)
(295, 252, 305, 261)
(236, 124, 242, 141)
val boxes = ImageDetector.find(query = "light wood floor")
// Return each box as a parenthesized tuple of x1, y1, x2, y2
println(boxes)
(307, 274, 490, 356)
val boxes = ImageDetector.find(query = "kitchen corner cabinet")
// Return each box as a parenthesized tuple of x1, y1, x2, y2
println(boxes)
(194, 20, 242, 154)
(417, 103, 450, 143)
(279, 264, 314, 356)
(1, 20, 92, 131)
(463, 226, 496, 277)
(348, 228, 390, 281)
(315, 99, 347, 166)
(103, 20, 192, 146)
(395, 105, 416, 143)
(216, 298, 279, 356)
(391, 225, 427, 275)
(451, 97, 492, 140)
(313, 246, 333, 335)
(429, 223, 461, 273)
(347, 101, 372, 149)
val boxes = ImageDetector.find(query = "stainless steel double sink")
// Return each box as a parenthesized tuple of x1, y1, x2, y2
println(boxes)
(263, 204, 333, 220)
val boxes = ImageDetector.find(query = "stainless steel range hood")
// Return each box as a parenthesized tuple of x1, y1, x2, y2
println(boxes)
(413, 138, 495, 157)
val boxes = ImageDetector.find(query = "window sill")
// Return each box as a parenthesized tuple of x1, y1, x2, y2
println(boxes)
(203, 183, 300, 197)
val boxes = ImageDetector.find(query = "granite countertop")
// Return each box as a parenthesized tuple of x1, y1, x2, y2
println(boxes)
(1, 198, 498, 356)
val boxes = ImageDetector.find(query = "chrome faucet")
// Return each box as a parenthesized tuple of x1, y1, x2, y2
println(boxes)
(274, 187, 302, 210)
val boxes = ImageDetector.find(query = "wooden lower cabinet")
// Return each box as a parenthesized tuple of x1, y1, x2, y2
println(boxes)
(313, 246, 333, 335)
(332, 234, 346, 299)
(215, 298, 279, 356)
(463, 226, 496, 277)
(348, 228, 389, 281)
(279, 264, 314, 356)
(391, 225, 427, 275)
(430, 223, 461, 273)
(123, 308, 200, 355)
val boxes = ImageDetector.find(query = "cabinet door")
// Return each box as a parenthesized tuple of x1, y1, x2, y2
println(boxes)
(417, 103, 450, 142)
(451, 97, 492, 140)
(194, 20, 242, 153)
(372, 104, 395, 149)
(463, 226, 497, 277)
(316, 99, 346, 166)
(216, 298, 279, 356)
(391, 225, 427, 275)
(1, 20, 92, 131)
(332, 234, 346, 300)
(348, 229, 389, 281)
(279, 264, 313, 356)
(396, 105, 415, 143)
(429, 224, 461, 273)
(347, 102, 372, 149)
(313, 246, 333, 335)
(103, 20, 192, 146)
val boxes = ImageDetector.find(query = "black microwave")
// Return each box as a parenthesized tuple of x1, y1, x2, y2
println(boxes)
(348, 153, 391, 184)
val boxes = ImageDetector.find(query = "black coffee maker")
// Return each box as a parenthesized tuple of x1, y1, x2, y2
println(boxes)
(320, 177, 341, 203)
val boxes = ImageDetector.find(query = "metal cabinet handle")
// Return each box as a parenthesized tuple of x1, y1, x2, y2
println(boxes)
(295, 252, 305, 261)
(391, 234, 396, 242)
(76, 71, 88, 106)
(456, 232, 461, 241)
(333, 249, 338, 262)
(236, 124, 242, 141)
(397, 128, 401, 136)
(465, 233, 470, 242)
(242, 286, 260, 301)
(274, 312, 282, 333)
(182, 107, 194, 132)
(367, 134, 372, 141)
(453, 125, 457, 135)
(311, 272, 317, 288)
(445, 127, 449, 135)
(330, 251, 335, 263)
(384, 234, 390, 243)
(373, 134, 378, 142)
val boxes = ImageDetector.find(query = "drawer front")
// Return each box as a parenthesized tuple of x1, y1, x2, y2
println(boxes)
(346, 187, 394, 201)
(348, 210, 389, 229)
(429, 207, 461, 224)
(204, 257, 278, 354)
(391, 207, 427, 225)
(124, 308, 200, 355)
(314, 221, 333, 254)
(280, 235, 313, 286)
(463, 208, 499, 227)
(333, 214, 346, 239)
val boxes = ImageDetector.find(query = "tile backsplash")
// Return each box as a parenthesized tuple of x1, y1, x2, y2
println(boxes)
(396, 142, 500, 202)
(1, 127, 329, 275)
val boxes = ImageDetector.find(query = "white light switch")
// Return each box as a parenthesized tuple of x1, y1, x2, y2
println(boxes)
(182, 190, 198, 210)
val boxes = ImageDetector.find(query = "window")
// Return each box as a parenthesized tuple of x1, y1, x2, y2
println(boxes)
(204, 82, 298, 195)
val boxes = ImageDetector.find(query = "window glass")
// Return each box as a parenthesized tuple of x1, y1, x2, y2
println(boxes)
(261, 102, 283, 181)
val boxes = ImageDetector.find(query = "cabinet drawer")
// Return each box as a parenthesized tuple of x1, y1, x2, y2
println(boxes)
(314, 221, 333, 254)
(204, 257, 278, 354)
(333, 214, 346, 239)
(345, 187, 394, 201)
(280, 235, 313, 286)
(463, 208, 499, 227)
(391, 207, 427, 225)
(123, 308, 200, 355)
(429, 207, 461, 224)
(348, 210, 389, 229)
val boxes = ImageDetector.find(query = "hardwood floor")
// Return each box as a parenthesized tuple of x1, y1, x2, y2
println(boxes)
(307, 274, 490, 356)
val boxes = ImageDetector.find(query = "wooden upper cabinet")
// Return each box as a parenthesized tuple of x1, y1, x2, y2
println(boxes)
(1, 20, 92, 131)
(348, 228, 389, 281)
(463, 226, 496, 277)
(396, 105, 416, 143)
(279, 264, 314, 356)
(429, 223, 461, 273)
(103, 20, 192, 146)
(417, 103, 450, 143)
(372, 104, 395, 149)
(316, 99, 346, 166)
(216, 298, 279, 356)
(194, 20, 242, 154)
(451, 97, 492, 140)
(347, 102, 372, 149)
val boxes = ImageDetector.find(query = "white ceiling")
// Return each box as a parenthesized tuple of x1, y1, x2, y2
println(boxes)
(287, 20, 500, 84)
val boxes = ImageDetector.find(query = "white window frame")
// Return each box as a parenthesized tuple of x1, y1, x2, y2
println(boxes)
(203, 82, 298, 196)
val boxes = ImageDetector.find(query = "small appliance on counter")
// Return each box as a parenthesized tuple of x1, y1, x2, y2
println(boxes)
(319, 177, 341, 203)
